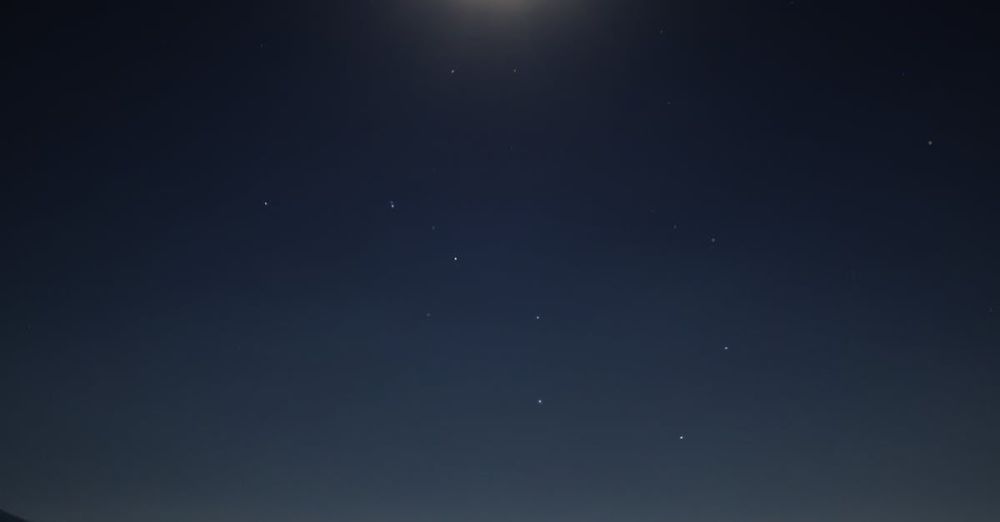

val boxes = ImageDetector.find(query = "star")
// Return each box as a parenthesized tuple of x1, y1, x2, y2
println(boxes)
(710, 237, 717, 243)
(450, 68, 456, 75)
(927, 139, 934, 146)
(263, 200, 270, 207)
(388, 200, 396, 210)
(679, 435, 685, 440)
(452, 256, 459, 262)
(535, 314, 542, 320)
(724, 345, 729, 351)
(537, 399, 543, 406)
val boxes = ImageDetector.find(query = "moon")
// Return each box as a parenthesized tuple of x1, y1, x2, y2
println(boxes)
(447, 0, 582, 16)
(455, 0, 534, 10)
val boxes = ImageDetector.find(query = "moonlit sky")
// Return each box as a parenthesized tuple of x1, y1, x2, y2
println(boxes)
(2, 1, 999, 521)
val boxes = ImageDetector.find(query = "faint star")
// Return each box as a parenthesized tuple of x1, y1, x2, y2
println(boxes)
(535, 314, 542, 320)
(927, 139, 934, 146)
(450, 68, 456, 74)
(425, 312, 432, 318)
(263, 201, 270, 207)
(389, 200, 396, 210)
(710, 237, 717, 243)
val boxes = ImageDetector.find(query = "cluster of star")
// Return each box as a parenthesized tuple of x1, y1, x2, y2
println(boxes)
(377, 197, 741, 442)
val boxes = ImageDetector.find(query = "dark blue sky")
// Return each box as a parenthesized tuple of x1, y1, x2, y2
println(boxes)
(2, 1, 999, 521)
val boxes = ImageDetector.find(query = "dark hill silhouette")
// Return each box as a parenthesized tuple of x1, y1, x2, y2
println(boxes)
(0, 509, 28, 522)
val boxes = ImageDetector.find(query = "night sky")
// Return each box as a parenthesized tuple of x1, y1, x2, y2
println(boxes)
(2, 1, 999, 521)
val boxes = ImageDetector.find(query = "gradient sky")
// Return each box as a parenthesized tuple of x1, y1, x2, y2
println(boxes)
(2, 1, 999, 521)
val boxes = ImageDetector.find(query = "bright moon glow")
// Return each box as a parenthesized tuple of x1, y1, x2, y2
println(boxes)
(448, 0, 579, 15)
(457, 0, 533, 9)
(423, 0, 588, 30)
